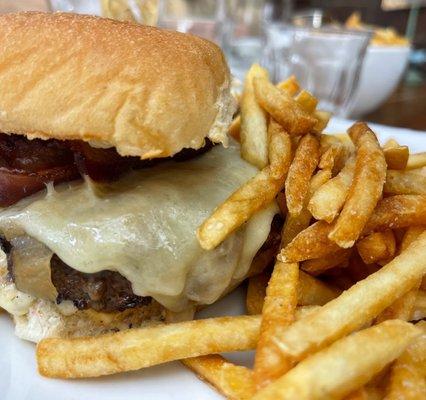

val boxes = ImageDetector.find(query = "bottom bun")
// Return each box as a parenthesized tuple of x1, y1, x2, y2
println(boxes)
(0, 262, 165, 343)
(13, 299, 166, 343)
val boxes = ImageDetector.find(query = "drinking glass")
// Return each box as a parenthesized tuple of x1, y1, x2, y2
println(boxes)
(221, 0, 267, 81)
(156, 0, 224, 43)
(264, 24, 371, 116)
(49, 1, 159, 25)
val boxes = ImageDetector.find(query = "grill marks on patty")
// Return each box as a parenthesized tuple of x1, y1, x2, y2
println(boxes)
(51, 255, 151, 312)
(0, 133, 214, 207)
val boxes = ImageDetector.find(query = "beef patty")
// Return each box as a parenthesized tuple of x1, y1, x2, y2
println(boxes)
(1, 215, 282, 313)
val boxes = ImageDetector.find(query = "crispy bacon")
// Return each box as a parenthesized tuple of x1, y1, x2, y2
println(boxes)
(0, 133, 214, 207)
(0, 166, 80, 207)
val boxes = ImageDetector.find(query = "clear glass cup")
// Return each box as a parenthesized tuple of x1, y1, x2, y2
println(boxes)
(48, 0, 102, 15)
(49, 0, 159, 26)
(156, 0, 224, 43)
(264, 24, 372, 116)
(221, 0, 267, 82)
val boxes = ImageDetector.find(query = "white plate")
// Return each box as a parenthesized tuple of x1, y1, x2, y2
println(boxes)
(1, 118, 425, 400)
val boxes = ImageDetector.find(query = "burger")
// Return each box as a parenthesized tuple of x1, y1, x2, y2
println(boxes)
(0, 12, 279, 342)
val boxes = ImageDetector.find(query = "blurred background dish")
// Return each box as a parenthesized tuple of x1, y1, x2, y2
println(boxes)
(2, 0, 426, 128)
(352, 44, 411, 117)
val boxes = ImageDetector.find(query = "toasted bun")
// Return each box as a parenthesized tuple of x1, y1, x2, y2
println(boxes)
(0, 12, 235, 159)
(13, 299, 165, 343)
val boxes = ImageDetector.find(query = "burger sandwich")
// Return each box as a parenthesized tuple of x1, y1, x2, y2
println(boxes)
(0, 12, 280, 342)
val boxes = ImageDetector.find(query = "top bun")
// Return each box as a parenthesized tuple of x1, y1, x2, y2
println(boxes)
(0, 12, 235, 159)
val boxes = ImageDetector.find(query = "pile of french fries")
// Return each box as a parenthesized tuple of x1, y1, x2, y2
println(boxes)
(36, 65, 426, 400)
(345, 12, 410, 47)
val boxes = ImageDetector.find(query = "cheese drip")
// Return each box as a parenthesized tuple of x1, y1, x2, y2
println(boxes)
(0, 142, 277, 311)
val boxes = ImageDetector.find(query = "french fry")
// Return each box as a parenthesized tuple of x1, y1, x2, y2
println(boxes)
(279, 221, 340, 263)
(281, 168, 331, 247)
(329, 122, 387, 248)
(298, 270, 341, 306)
(301, 248, 352, 274)
(182, 355, 255, 400)
(37, 315, 262, 378)
(254, 262, 299, 389)
(406, 152, 426, 170)
(308, 156, 356, 223)
(253, 320, 420, 400)
(285, 134, 320, 215)
(344, 388, 368, 400)
(247, 273, 270, 315)
(197, 121, 292, 250)
(272, 232, 426, 367)
(253, 75, 318, 135)
(411, 290, 426, 321)
(228, 115, 241, 142)
(383, 146, 409, 170)
(312, 110, 331, 134)
(276, 75, 300, 96)
(384, 169, 426, 195)
(400, 226, 426, 252)
(318, 134, 350, 173)
(295, 90, 318, 114)
(248, 270, 339, 313)
(376, 227, 425, 323)
(364, 195, 426, 233)
(240, 64, 269, 168)
(385, 321, 426, 400)
(356, 230, 396, 264)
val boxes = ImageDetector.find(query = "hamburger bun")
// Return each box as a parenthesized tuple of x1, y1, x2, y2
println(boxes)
(0, 12, 235, 159)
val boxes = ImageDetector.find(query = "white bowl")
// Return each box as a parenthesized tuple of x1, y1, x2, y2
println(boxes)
(350, 45, 410, 118)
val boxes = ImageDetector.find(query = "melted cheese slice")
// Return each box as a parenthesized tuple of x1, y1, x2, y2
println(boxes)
(0, 143, 277, 311)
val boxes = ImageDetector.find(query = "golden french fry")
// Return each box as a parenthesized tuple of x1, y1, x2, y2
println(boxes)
(298, 270, 341, 305)
(364, 195, 426, 233)
(285, 134, 320, 215)
(276, 75, 300, 96)
(411, 290, 426, 321)
(240, 64, 269, 168)
(281, 169, 331, 247)
(308, 157, 356, 223)
(247, 273, 270, 315)
(383, 146, 409, 170)
(253, 320, 420, 400)
(406, 152, 426, 170)
(295, 90, 318, 114)
(318, 134, 351, 173)
(344, 388, 368, 400)
(312, 110, 331, 134)
(228, 115, 241, 142)
(329, 122, 387, 248)
(272, 232, 426, 367)
(384, 169, 426, 195)
(247, 270, 338, 313)
(254, 262, 299, 389)
(301, 248, 352, 275)
(356, 230, 396, 264)
(385, 321, 426, 400)
(197, 122, 292, 250)
(400, 226, 426, 252)
(183, 355, 255, 400)
(37, 315, 261, 378)
(376, 227, 425, 323)
(279, 221, 340, 263)
(253, 76, 317, 135)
